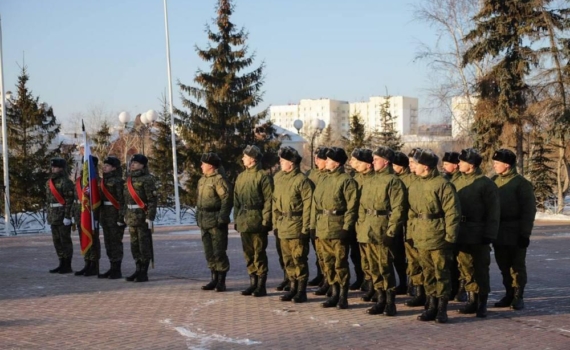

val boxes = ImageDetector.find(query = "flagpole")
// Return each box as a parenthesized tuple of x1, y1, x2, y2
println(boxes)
(0, 15, 12, 236)
(82, 121, 94, 233)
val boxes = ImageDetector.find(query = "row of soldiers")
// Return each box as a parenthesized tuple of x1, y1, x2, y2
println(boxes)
(197, 144, 535, 323)
(46, 153, 158, 283)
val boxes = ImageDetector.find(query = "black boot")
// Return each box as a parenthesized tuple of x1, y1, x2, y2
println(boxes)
(457, 292, 478, 314)
(293, 280, 308, 303)
(435, 296, 449, 323)
(253, 274, 267, 297)
(201, 270, 218, 290)
(98, 263, 112, 279)
(75, 260, 89, 276)
(108, 261, 123, 279)
(135, 261, 149, 282)
(405, 285, 426, 307)
(308, 273, 323, 287)
(494, 287, 514, 307)
(384, 289, 397, 316)
(125, 261, 141, 282)
(322, 283, 340, 308)
(367, 289, 386, 315)
(84, 260, 99, 277)
(417, 296, 438, 321)
(455, 280, 467, 302)
(349, 272, 364, 291)
(314, 280, 330, 296)
(276, 271, 289, 291)
(58, 257, 73, 274)
(361, 280, 376, 302)
(407, 280, 414, 296)
(280, 280, 298, 301)
(49, 258, 63, 273)
(476, 293, 488, 318)
(215, 271, 227, 292)
(337, 284, 349, 309)
(511, 287, 525, 310)
(241, 275, 258, 296)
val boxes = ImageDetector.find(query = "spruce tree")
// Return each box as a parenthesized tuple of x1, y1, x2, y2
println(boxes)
(371, 97, 403, 151)
(528, 134, 556, 211)
(343, 113, 366, 155)
(91, 120, 112, 160)
(175, 0, 278, 204)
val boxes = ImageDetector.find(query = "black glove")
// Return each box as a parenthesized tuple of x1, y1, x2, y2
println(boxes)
(481, 237, 495, 245)
(382, 235, 394, 247)
(309, 229, 316, 239)
(273, 229, 279, 236)
(233, 223, 238, 231)
(262, 225, 273, 233)
(339, 229, 349, 237)
(517, 236, 530, 248)
(217, 222, 228, 230)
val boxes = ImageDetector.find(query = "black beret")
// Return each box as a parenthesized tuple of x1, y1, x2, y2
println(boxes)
(243, 145, 262, 159)
(326, 147, 348, 166)
(373, 146, 395, 163)
(315, 147, 330, 160)
(413, 149, 439, 168)
(201, 152, 221, 167)
(408, 147, 422, 158)
(50, 158, 66, 168)
(352, 148, 373, 164)
(442, 152, 460, 164)
(278, 146, 302, 164)
(458, 148, 482, 167)
(492, 149, 516, 166)
(131, 154, 148, 166)
(392, 151, 409, 167)
(104, 156, 121, 168)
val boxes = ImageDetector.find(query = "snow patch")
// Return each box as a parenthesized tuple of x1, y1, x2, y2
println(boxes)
(174, 326, 261, 349)
(535, 212, 570, 221)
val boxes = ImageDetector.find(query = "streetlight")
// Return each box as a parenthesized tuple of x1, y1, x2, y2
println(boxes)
(294, 118, 326, 168)
(140, 109, 158, 155)
(0, 15, 12, 235)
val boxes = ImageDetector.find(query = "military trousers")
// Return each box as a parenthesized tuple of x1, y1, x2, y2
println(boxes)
(359, 243, 372, 281)
(405, 241, 423, 285)
(314, 237, 328, 279)
(240, 232, 268, 276)
(129, 225, 152, 263)
(310, 236, 323, 276)
(280, 236, 310, 282)
(102, 223, 125, 262)
(363, 242, 395, 291)
(201, 226, 230, 272)
(51, 224, 73, 259)
(390, 228, 407, 286)
(457, 243, 491, 294)
(274, 230, 285, 271)
(418, 248, 453, 298)
(348, 231, 363, 281)
(319, 238, 350, 287)
(493, 244, 527, 289)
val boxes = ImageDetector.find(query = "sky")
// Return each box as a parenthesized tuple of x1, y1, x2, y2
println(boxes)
(0, 0, 439, 132)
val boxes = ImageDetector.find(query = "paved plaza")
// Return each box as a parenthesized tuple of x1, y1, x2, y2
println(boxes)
(1, 222, 570, 349)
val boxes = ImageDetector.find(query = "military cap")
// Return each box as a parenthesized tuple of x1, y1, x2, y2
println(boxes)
(352, 148, 373, 164)
(326, 147, 348, 165)
(104, 156, 121, 168)
(442, 152, 460, 164)
(50, 158, 66, 168)
(243, 145, 262, 160)
(315, 147, 330, 160)
(201, 152, 221, 167)
(492, 148, 516, 166)
(278, 146, 302, 164)
(392, 151, 409, 167)
(130, 154, 148, 166)
(458, 148, 482, 167)
(373, 146, 395, 163)
(413, 149, 439, 168)
(408, 147, 422, 158)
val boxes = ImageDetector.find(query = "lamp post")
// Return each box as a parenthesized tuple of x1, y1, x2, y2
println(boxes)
(0, 15, 12, 236)
(140, 109, 158, 155)
(294, 119, 326, 169)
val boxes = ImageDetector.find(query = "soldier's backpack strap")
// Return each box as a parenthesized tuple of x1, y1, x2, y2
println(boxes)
(127, 177, 147, 212)
(49, 179, 66, 205)
(100, 179, 120, 209)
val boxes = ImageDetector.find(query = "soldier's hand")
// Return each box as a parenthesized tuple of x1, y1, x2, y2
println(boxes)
(517, 236, 530, 248)
(262, 225, 273, 233)
(217, 222, 228, 230)
(382, 235, 394, 247)
(481, 237, 494, 245)
(234, 223, 238, 232)
(145, 219, 153, 229)
(405, 238, 414, 248)
(273, 229, 278, 236)
(117, 222, 126, 227)
(63, 218, 72, 226)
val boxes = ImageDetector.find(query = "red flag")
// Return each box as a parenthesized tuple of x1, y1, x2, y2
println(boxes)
(80, 134, 100, 255)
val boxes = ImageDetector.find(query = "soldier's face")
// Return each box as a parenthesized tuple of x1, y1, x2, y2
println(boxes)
(354, 160, 370, 173)
(315, 157, 326, 170)
(51, 166, 62, 173)
(392, 164, 404, 174)
(130, 161, 144, 171)
(493, 161, 510, 175)
(372, 155, 389, 172)
(279, 158, 294, 172)
(409, 158, 417, 172)
(442, 162, 458, 174)
(458, 160, 475, 174)
(325, 158, 340, 171)
(414, 163, 429, 177)
(349, 157, 356, 168)
(242, 154, 256, 168)
(201, 162, 215, 175)
(103, 164, 115, 174)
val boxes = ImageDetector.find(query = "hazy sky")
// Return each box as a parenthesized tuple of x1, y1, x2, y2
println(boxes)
(1, 0, 439, 131)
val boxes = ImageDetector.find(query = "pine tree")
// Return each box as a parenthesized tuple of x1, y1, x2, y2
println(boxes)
(91, 120, 112, 160)
(528, 134, 556, 211)
(370, 97, 403, 151)
(0, 66, 63, 212)
(342, 113, 366, 155)
(175, 0, 278, 205)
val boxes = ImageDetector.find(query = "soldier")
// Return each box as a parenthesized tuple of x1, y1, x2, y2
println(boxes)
(273, 147, 313, 303)
(306, 147, 331, 296)
(454, 148, 500, 318)
(196, 152, 232, 292)
(311, 147, 358, 309)
(408, 149, 461, 323)
(441, 152, 461, 182)
(73, 156, 101, 277)
(491, 149, 536, 310)
(347, 149, 366, 292)
(272, 169, 290, 293)
(47, 158, 75, 274)
(234, 145, 273, 297)
(98, 156, 126, 279)
(123, 154, 158, 283)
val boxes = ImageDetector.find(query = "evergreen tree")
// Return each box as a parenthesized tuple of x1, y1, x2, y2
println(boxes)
(175, 0, 278, 205)
(0, 66, 63, 212)
(371, 97, 403, 151)
(342, 112, 366, 154)
(528, 134, 556, 211)
(91, 120, 112, 160)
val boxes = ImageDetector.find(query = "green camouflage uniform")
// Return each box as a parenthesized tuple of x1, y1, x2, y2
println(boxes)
(454, 168, 500, 294)
(273, 167, 313, 283)
(100, 167, 125, 263)
(492, 168, 536, 290)
(397, 167, 422, 286)
(73, 175, 101, 261)
(196, 167, 232, 272)
(234, 164, 273, 276)
(408, 168, 461, 298)
(123, 168, 158, 264)
(306, 168, 328, 278)
(47, 171, 75, 259)
(310, 166, 358, 288)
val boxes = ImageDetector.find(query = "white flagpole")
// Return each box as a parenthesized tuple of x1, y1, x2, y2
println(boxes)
(82, 123, 94, 233)
(0, 15, 12, 236)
